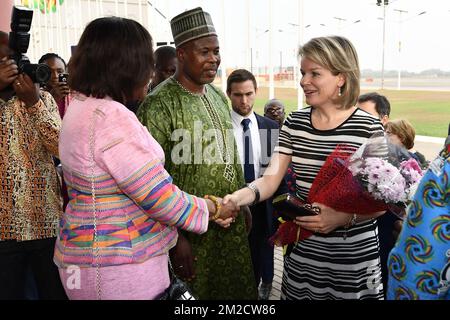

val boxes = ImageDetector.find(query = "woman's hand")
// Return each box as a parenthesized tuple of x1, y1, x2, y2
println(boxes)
(294, 203, 351, 234)
(223, 193, 242, 207)
(169, 233, 195, 281)
(217, 196, 240, 220)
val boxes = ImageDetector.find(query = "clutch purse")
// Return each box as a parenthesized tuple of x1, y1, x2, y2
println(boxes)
(272, 193, 320, 220)
(157, 275, 196, 300)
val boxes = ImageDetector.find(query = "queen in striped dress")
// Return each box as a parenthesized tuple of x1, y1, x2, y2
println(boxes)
(54, 17, 238, 300)
(225, 36, 386, 300)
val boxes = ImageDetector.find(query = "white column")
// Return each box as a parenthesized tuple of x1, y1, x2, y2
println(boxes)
(147, 1, 153, 34)
(124, 0, 128, 18)
(220, 0, 227, 94)
(395, 9, 407, 91)
(77, 0, 83, 43)
(138, 0, 143, 24)
(95, 0, 100, 17)
(99, 0, 104, 16)
(87, 0, 92, 22)
(268, 0, 274, 99)
(63, 1, 71, 57)
(381, 3, 387, 90)
(35, 1, 43, 60)
(246, 0, 251, 71)
(115, 0, 119, 16)
(297, 0, 304, 110)
(56, 0, 64, 58)
(43, 6, 50, 52)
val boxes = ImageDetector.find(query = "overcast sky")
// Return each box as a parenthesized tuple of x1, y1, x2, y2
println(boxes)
(149, 0, 450, 72)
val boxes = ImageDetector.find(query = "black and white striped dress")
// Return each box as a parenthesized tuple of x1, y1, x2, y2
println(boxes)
(275, 107, 385, 300)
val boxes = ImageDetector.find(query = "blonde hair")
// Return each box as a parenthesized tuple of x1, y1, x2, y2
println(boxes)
(298, 36, 360, 109)
(385, 119, 416, 149)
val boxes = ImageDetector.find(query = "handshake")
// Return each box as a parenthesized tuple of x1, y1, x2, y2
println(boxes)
(205, 195, 241, 229)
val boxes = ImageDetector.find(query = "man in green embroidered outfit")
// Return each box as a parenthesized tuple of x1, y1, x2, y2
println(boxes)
(137, 8, 257, 299)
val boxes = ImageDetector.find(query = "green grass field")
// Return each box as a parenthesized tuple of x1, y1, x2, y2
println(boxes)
(252, 88, 450, 137)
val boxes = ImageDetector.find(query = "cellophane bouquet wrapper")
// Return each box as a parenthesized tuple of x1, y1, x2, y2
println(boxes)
(270, 133, 424, 247)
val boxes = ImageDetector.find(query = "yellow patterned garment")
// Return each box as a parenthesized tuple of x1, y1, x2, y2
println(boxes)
(0, 91, 62, 241)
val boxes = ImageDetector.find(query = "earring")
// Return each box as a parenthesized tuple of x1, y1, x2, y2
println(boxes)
(338, 86, 342, 97)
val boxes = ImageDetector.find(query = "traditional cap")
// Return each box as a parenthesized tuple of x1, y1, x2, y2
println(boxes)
(170, 7, 217, 48)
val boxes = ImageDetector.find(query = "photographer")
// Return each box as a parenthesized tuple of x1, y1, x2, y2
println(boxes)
(39, 53, 70, 211)
(39, 53, 69, 119)
(0, 34, 66, 299)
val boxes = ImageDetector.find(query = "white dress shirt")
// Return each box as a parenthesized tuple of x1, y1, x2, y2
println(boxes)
(231, 110, 262, 179)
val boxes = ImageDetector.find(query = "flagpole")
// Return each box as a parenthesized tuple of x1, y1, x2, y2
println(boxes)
(268, 0, 274, 99)
(221, 0, 227, 94)
(297, 0, 304, 110)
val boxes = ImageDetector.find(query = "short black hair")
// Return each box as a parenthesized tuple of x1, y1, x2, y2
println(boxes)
(226, 69, 257, 93)
(154, 46, 176, 68)
(358, 92, 391, 117)
(68, 17, 154, 105)
(39, 53, 67, 68)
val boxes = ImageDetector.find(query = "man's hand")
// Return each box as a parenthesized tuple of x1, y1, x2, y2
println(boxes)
(169, 233, 195, 281)
(214, 217, 234, 228)
(0, 58, 18, 91)
(12, 74, 40, 107)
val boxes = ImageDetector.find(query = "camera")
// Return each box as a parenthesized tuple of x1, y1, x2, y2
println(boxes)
(58, 73, 69, 84)
(9, 6, 51, 84)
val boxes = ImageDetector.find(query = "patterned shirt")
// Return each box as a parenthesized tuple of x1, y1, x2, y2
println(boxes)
(387, 143, 450, 300)
(0, 91, 62, 241)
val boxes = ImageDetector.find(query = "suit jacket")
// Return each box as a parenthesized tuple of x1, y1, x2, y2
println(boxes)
(249, 113, 286, 236)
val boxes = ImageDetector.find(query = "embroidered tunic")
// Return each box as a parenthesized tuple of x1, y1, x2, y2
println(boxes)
(138, 78, 257, 299)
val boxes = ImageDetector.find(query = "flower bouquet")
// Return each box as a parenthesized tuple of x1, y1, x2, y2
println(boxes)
(270, 133, 424, 246)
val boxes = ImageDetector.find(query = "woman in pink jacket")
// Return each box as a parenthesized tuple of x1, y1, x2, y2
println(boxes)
(54, 17, 238, 300)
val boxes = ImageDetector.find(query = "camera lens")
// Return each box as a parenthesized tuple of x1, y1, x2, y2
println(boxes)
(34, 64, 51, 84)
(22, 63, 51, 84)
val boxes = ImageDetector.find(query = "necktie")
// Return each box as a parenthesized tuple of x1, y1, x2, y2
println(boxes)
(241, 118, 255, 183)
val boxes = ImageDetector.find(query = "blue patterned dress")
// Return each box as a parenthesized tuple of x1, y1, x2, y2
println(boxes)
(387, 141, 450, 300)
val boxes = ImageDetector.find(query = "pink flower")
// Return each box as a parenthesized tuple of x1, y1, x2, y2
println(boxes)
(400, 158, 422, 174)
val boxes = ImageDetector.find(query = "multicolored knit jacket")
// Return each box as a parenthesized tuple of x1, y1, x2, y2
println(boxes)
(54, 95, 209, 268)
(387, 136, 450, 300)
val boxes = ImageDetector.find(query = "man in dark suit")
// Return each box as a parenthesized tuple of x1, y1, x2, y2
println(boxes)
(227, 69, 283, 300)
